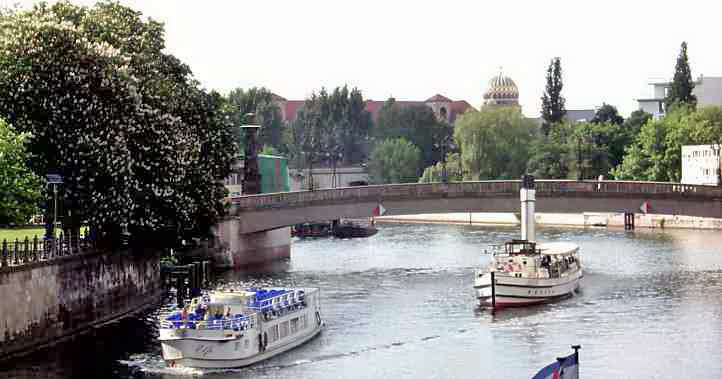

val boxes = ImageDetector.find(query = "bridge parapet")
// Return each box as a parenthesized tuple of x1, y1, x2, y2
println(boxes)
(228, 180, 721, 213)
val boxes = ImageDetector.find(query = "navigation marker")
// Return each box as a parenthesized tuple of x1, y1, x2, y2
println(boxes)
(372, 204, 386, 217)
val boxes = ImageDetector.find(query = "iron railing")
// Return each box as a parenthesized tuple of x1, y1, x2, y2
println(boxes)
(0, 233, 95, 269)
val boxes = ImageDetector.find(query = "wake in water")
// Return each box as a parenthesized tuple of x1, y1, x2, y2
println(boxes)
(119, 332, 447, 377)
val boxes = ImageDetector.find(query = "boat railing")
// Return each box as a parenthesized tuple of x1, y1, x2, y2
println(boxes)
(160, 313, 258, 331)
(247, 290, 306, 313)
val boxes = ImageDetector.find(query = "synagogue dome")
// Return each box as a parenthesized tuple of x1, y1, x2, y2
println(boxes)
(484, 73, 519, 101)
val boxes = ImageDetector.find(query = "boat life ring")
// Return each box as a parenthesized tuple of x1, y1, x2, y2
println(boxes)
(315, 311, 322, 326)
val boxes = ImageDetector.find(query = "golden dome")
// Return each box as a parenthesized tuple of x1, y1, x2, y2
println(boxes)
(484, 73, 519, 101)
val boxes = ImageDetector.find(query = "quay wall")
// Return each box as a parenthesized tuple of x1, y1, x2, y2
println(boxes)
(374, 212, 722, 230)
(0, 249, 163, 359)
(215, 219, 291, 268)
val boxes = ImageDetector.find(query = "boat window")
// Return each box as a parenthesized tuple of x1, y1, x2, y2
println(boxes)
(280, 321, 289, 338)
(270, 325, 279, 342)
(290, 318, 299, 333)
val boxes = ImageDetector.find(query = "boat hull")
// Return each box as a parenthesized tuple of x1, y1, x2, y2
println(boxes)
(160, 322, 322, 369)
(474, 269, 582, 308)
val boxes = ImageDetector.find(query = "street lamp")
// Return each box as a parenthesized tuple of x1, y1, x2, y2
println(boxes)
(434, 133, 454, 183)
(241, 113, 262, 195)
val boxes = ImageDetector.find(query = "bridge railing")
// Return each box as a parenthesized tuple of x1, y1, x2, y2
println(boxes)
(227, 180, 722, 211)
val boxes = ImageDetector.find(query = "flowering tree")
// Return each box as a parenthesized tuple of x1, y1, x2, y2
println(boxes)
(0, 2, 235, 246)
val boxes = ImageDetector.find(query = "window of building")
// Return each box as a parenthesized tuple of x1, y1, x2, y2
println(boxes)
(439, 107, 447, 120)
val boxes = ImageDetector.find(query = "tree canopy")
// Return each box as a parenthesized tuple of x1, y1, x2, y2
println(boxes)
(288, 86, 371, 169)
(373, 100, 451, 169)
(612, 106, 722, 181)
(540, 57, 566, 136)
(665, 42, 697, 109)
(0, 119, 42, 225)
(0, 2, 235, 244)
(455, 106, 536, 180)
(368, 138, 421, 184)
(591, 103, 624, 125)
(226, 87, 284, 152)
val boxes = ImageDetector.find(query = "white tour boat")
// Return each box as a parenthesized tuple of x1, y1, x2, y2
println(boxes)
(473, 175, 583, 309)
(158, 287, 323, 368)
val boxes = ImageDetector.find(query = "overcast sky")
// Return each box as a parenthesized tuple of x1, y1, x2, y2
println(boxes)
(5, 0, 722, 117)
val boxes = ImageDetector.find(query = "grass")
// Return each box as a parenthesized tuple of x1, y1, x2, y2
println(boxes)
(0, 227, 88, 242)
(0, 228, 46, 242)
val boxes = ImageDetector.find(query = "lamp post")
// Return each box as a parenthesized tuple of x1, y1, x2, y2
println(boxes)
(434, 132, 453, 183)
(241, 113, 262, 195)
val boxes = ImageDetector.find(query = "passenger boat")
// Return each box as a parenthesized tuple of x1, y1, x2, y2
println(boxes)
(473, 175, 583, 309)
(332, 220, 378, 238)
(292, 222, 332, 238)
(158, 287, 323, 368)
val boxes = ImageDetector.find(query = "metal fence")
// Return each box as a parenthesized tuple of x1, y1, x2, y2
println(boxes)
(0, 233, 96, 269)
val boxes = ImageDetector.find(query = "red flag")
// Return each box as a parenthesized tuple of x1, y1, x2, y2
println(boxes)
(640, 201, 650, 214)
(372, 204, 386, 217)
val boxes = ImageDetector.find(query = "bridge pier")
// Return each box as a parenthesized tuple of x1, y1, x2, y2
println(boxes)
(215, 218, 290, 268)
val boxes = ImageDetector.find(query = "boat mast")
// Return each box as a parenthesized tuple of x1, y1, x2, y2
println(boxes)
(520, 175, 536, 243)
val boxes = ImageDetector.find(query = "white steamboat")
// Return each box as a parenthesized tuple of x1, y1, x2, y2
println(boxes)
(473, 175, 583, 309)
(158, 287, 323, 368)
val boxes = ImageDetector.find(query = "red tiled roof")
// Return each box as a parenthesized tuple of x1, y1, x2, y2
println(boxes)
(277, 95, 474, 123)
(425, 94, 453, 102)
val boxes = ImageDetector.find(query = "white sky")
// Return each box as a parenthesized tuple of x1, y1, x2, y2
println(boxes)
(4, 0, 722, 117)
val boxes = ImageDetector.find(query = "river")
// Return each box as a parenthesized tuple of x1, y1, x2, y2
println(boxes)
(2, 223, 722, 378)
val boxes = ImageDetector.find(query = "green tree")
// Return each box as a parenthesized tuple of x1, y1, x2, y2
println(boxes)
(368, 138, 421, 184)
(419, 152, 462, 183)
(373, 100, 451, 169)
(288, 86, 371, 170)
(455, 106, 536, 180)
(591, 103, 624, 125)
(527, 122, 573, 179)
(623, 110, 653, 138)
(226, 87, 284, 152)
(540, 57, 566, 136)
(0, 2, 235, 245)
(665, 42, 697, 109)
(0, 120, 42, 225)
(612, 106, 722, 181)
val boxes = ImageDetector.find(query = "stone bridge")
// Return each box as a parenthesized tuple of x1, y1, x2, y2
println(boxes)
(226, 180, 722, 234)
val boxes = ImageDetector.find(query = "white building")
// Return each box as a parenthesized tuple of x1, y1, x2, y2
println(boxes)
(681, 144, 721, 185)
(637, 75, 722, 119)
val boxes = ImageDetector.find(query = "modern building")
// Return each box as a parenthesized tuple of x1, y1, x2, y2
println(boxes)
(681, 144, 721, 185)
(272, 93, 474, 125)
(637, 75, 722, 119)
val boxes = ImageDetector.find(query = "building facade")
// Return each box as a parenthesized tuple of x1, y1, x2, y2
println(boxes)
(637, 75, 722, 119)
(681, 144, 721, 185)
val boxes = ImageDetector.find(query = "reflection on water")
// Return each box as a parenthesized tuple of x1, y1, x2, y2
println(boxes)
(2, 224, 722, 378)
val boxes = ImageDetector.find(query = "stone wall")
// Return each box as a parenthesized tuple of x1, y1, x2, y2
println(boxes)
(215, 218, 291, 268)
(0, 249, 162, 359)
